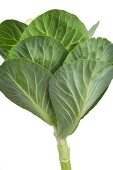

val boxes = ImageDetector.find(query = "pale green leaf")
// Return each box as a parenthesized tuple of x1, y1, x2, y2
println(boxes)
(89, 21, 100, 38)
(64, 38, 113, 120)
(0, 59, 56, 126)
(102, 43, 113, 63)
(20, 9, 89, 51)
(0, 20, 27, 59)
(49, 60, 113, 137)
(8, 36, 68, 73)
(81, 88, 107, 119)
(64, 38, 111, 64)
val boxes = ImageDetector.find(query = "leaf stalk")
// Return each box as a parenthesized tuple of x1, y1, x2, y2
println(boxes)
(56, 138, 71, 170)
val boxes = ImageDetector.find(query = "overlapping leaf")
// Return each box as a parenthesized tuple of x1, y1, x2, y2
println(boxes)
(20, 9, 89, 51)
(49, 60, 113, 137)
(0, 59, 56, 126)
(65, 38, 111, 64)
(64, 38, 113, 120)
(0, 9, 113, 139)
(8, 36, 68, 73)
(0, 20, 27, 59)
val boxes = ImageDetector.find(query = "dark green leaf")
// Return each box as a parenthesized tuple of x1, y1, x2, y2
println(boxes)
(0, 20, 27, 59)
(0, 59, 56, 126)
(21, 9, 89, 51)
(8, 36, 68, 73)
(49, 60, 113, 137)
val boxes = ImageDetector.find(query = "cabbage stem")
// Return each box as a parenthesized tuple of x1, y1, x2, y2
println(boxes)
(56, 138, 71, 170)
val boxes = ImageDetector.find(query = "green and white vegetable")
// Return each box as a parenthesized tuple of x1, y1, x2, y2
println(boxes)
(0, 9, 113, 170)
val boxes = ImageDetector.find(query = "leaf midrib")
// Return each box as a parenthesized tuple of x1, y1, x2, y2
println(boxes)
(80, 62, 97, 117)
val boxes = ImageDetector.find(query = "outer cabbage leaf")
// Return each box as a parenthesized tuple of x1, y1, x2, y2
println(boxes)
(0, 59, 56, 126)
(65, 38, 111, 64)
(20, 9, 89, 51)
(8, 36, 68, 73)
(0, 20, 27, 59)
(64, 38, 113, 119)
(49, 60, 113, 137)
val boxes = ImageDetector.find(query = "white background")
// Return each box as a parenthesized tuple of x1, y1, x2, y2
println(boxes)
(0, 0, 113, 170)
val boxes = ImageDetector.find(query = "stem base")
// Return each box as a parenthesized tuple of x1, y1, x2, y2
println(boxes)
(56, 138, 71, 170)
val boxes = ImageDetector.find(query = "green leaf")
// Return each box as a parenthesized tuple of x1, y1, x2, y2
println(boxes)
(64, 38, 113, 121)
(0, 20, 27, 59)
(20, 9, 89, 51)
(8, 36, 68, 73)
(0, 48, 7, 59)
(64, 38, 111, 64)
(0, 59, 56, 126)
(81, 88, 107, 119)
(102, 43, 113, 63)
(49, 60, 113, 137)
(89, 21, 100, 38)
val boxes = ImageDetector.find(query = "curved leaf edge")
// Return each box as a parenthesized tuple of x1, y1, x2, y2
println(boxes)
(49, 60, 113, 138)
(64, 37, 112, 65)
(0, 19, 27, 60)
(8, 35, 68, 59)
(20, 9, 89, 51)
(0, 58, 57, 126)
